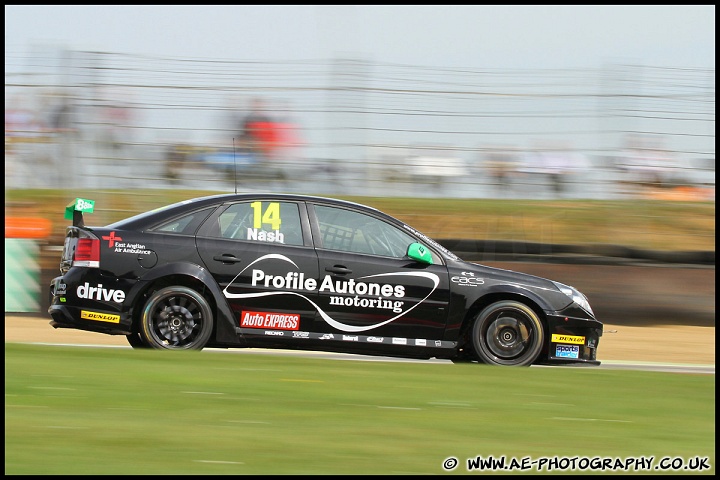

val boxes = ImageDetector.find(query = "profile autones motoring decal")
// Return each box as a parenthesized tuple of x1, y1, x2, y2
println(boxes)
(224, 254, 439, 333)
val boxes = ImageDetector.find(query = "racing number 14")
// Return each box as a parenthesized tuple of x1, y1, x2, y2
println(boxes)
(251, 202, 281, 230)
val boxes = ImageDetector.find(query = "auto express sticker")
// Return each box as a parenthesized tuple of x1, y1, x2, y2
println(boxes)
(240, 310, 300, 330)
(225, 253, 439, 333)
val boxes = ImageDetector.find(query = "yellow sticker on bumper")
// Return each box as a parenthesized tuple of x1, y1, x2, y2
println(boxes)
(81, 310, 120, 323)
(551, 333, 585, 345)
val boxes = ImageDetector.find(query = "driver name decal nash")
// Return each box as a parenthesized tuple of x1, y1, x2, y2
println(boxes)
(223, 253, 439, 333)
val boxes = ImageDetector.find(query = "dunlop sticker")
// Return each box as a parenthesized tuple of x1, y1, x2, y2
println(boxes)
(81, 310, 120, 323)
(551, 333, 585, 345)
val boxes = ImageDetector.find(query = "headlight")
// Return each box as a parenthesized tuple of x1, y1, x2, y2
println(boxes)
(553, 281, 594, 316)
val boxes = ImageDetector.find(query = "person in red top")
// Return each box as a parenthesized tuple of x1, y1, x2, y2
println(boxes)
(238, 97, 277, 162)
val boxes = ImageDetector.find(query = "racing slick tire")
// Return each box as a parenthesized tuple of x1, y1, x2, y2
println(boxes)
(471, 300, 544, 366)
(139, 286, 214, 350)
(125, 332, 149, 349)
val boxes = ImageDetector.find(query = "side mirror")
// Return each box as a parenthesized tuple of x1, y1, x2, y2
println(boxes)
(407, 242, 433, 265)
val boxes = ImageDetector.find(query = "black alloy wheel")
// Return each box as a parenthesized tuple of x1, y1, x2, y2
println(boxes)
(471, 300, 544, 366)
(139, 286, 213, 350)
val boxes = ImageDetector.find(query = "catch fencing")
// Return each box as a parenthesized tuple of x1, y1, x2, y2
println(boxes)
(5, 47, 715, 200)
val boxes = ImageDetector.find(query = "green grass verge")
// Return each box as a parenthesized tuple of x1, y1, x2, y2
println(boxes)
(5, 343, 715, 475)
(5, 188, 715, 251)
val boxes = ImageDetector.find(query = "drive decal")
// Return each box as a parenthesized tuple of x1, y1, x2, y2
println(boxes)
(223, 253, 440, 333)
(76, 282, 125, 303)
(240, 310, 300, 330)
(81, 310, 121, 323)
(551, 334, 585, 345)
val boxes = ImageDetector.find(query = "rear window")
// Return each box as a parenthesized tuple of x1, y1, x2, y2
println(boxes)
(149, 207, 215, 235)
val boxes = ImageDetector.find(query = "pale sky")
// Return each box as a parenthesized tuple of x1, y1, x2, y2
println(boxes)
(5, 5, 716, 69)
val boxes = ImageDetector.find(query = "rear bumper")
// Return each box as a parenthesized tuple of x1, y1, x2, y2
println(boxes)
(48, 275, 132, 336)
(48, 303, 132, 335)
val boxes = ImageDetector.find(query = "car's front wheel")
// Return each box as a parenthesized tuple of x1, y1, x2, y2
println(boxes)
(139, 286, 213, 350)
(471, 300, 544, 366)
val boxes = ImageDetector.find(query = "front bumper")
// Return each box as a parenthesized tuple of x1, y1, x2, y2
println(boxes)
(544, 313, 603, 365)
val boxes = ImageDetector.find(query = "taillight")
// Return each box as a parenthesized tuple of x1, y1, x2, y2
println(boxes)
(74, 237, 100, 268)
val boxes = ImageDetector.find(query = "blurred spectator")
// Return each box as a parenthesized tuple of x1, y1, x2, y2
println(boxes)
(228, 96, 306, 185)
(164, 143, 192, 184)
(616, 134, 674, 194)
(96, 87, 135, 151)
(5, 94, 57, 188)
(5, 94, 49, 143)
(516, 141, 588, 198)
(45, 92, 80, 187)
(48, 93, 77, 137)
(538, 143, 575, 197)
(266, 99, 303, 163)
(482, 145, 518, 196)
(237, 96, 277, 162)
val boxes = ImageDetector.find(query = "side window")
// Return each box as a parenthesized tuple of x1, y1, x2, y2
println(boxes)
(208, 201, 303, 246)
(314, 205, 416, 258)
(152, 207, 215, 235)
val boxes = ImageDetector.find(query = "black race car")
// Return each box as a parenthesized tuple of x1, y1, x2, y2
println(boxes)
(48, 194, 602, 366)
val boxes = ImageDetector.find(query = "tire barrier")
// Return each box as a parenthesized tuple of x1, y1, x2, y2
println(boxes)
(5, 239, 41, 312)
(439, 239, 715, 267)
(5, 216, 53, 313)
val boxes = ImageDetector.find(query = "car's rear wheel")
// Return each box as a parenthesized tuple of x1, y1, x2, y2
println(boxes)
(471, 300, 544, 366)
(139, 286, 213, 350)
(125, 331, 149, 349)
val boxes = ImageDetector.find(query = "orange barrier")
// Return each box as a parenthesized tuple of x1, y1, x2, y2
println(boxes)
(5, 216, 52, 239)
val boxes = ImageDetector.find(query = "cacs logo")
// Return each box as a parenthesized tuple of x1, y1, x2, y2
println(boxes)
(451, 275, 485, 286)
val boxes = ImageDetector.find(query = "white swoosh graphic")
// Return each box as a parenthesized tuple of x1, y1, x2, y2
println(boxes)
(222, 254, 440, 333)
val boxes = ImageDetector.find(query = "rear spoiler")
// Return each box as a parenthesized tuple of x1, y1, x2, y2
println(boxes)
(64, 198, 95, 227)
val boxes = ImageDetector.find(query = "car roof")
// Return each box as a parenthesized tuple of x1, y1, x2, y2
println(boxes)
(104, 193, 393, 230)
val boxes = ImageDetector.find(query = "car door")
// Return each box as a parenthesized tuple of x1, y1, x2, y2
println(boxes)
(196, 199, 320, 340)
(308, 203, 451, 346)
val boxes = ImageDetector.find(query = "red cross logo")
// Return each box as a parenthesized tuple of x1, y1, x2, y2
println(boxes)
(102, 231, 122, 248)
